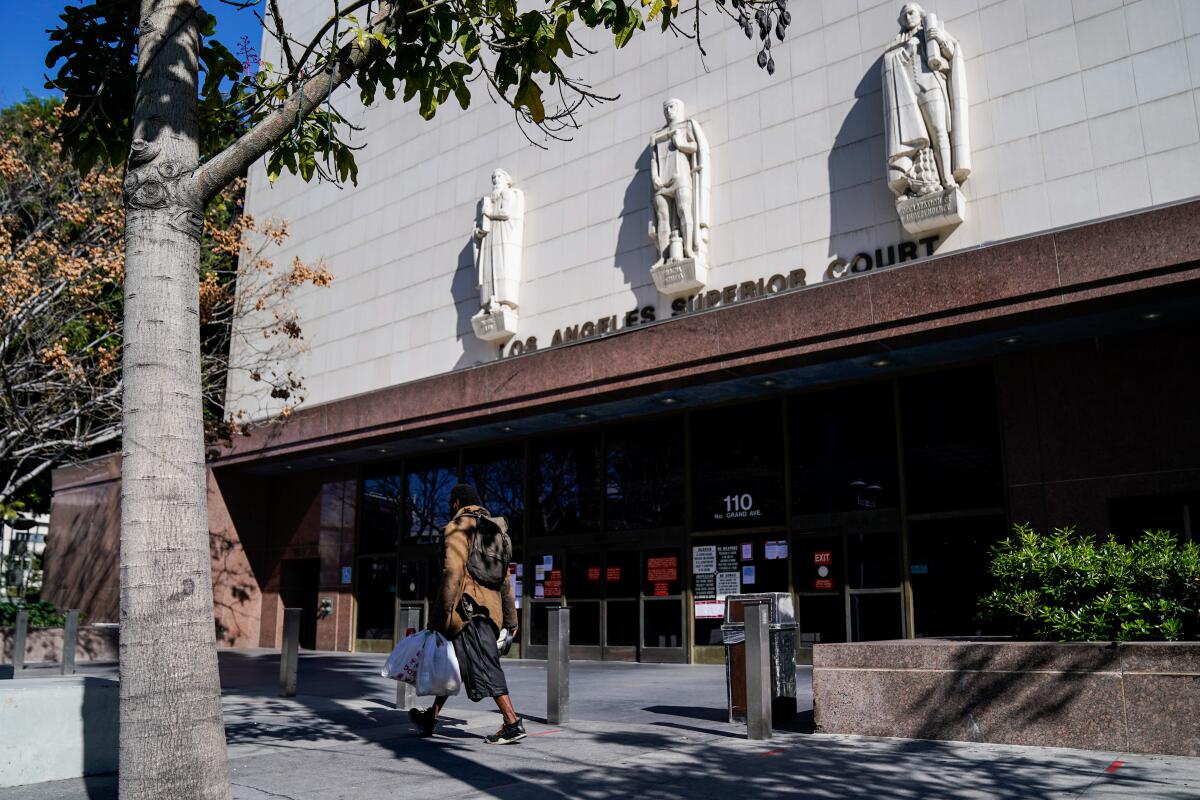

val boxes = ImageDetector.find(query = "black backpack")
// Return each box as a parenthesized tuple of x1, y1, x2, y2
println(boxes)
(466, 510, 512, 589)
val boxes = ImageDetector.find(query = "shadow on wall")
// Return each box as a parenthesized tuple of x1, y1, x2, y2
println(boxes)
(80, 677, 119, 796)
(614, 146, 660, 305)
(210, 469, 266, 648)
(907, 643, 1123, 745)
(826, 55, 911, 281)
(42, 478, 121, 623)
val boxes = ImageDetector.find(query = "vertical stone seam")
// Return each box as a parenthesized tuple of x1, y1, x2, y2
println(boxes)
(1119, 655, 1130, 752)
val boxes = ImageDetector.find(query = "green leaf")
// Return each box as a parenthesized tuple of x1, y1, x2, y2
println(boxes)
(514, 74, 545, 122)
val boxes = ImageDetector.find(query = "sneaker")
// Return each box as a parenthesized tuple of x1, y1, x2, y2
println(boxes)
(409, 707, 436, 736)
(485, 717, 527, 745)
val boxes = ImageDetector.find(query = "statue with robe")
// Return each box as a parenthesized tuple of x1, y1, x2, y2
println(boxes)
(882, 4, 970, 203)
(471, 168, 524, 343)
(474, 168, 524, 313)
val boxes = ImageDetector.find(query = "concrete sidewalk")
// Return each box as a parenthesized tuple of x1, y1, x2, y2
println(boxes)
(5, 650, 1199, 799)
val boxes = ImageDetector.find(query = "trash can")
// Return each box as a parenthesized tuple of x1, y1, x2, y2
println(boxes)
(722, 592, 798, 723)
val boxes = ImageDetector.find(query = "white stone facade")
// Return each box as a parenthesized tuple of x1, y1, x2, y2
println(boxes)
(233, 0, 1200, 414)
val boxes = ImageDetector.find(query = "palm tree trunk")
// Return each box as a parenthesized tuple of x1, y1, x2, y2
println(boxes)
(120, 1, 230, 797)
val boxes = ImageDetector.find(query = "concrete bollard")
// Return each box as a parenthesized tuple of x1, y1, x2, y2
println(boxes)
(61, 610, 79, 675)
(279, 608, 301, 698)
(744, 601, 772, 741)
(394, 603, 421, 710)
(13, 610, 28, 673)
(547, 606, 570, 724)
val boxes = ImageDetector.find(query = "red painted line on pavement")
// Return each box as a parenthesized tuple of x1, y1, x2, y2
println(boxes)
(1105, 761, 1125, 774)
(762, 749, 787, 756)
(529, 730, 562, 736)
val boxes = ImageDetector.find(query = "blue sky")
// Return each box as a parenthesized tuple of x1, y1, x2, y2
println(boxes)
(1, 2, 266, 108)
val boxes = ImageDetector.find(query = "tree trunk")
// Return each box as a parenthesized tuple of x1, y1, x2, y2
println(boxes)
(120, 1, 230, 797)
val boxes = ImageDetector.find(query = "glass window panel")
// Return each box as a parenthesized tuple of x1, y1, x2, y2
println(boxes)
(529, 602, 551, 646)
(643, 599, 683, 649)
(849, 593, 903, 641)
(695, 618, 723, 647)
(605, 550, 640, 598)
(464, 445, 525, 541)
(605, 417, 684, 530)
(568, 553, 604, 599)
(396, 558, 431, 602)
(606, 599, 639, 646)
(691, 401, 786, 529)
(570, 601, 601, 646)
(405, 456, 459, 543)
(355, 556, 395, 640)
(909, 516, 1006, 637)
(846, 531, 900, 590)
(900, 366, 1003, 513)
(799, 594, 846, 644)
(791, 383, 899, 514)
(360, 473, 403, 554)
(796, 535, 842, 594)
(531, 433, 602, 535)
(643, 548, 681, 597)
(531, 553, 563, 600)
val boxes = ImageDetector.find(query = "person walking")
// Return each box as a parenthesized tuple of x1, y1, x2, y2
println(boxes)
(409, 483, 525, 744)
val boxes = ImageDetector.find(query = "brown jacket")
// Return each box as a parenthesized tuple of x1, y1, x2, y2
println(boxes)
(428, 505, 518, 639)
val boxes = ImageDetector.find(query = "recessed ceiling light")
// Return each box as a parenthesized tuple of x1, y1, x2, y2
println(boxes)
(1140, 311, 1163, 321)
(660, 397, 679, 405)
(999, 336, 1022, 345)
(870, 358, 892, 368)
(377, 448, 389, 454)
(573, 412, 591, 420)
(284, 465, 294, 470)
(325, 457, 337, 463)
(759, 378, 778, 387)
(433, 436, 447, 444)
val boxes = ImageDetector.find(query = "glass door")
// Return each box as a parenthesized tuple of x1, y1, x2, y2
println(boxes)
(641, 547, 685, 663)
(794, 514, 905, 644)
(603, 550, 640, 661)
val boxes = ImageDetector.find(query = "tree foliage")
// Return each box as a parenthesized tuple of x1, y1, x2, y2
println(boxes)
(979, 525, 1200, 642)
(0, 98, 329, 508)
(46, 0, 790, 185)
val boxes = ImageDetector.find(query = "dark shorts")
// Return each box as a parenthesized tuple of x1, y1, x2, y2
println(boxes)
(454, 614, 509, 702)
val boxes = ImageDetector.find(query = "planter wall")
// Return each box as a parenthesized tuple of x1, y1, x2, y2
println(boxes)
(0, 625, 119, 665)
(813, 639, 1200, 756)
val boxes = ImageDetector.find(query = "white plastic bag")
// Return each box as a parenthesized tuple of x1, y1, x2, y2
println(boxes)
(381, 631, 429, 685)
(415, 631, 461, 697)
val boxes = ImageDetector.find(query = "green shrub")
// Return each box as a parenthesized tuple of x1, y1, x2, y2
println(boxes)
(0, 599, 83, 629)
(979, 525, 1200, 641)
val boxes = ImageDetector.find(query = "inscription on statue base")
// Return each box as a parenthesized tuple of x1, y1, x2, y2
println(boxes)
(651, 258, 709, 297)
(896, 187, 964, 235)
(471, 306, 519, 342)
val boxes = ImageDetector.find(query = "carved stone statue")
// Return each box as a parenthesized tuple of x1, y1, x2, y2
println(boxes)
(648, 98, 711, 295)
(471, 168, 524, 343)
(882, 3, 971, 234)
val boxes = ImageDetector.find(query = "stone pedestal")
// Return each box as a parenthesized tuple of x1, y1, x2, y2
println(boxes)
(651, 258, 708, 297)
(896, 187, 964, 235)
(471, 306, 519, 343)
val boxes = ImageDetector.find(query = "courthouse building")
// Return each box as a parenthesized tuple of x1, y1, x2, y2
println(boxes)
(48, 0, 1200, 662)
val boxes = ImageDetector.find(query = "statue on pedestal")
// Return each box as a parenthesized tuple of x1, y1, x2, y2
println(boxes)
(471, 168, 524, 342)
(882, 3, 971, 234)
(648, 98, 711, 296)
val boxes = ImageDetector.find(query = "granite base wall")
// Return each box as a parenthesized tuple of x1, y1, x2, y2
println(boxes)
(812, 640, 1200, 757)
(1, 625, 119, 665)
